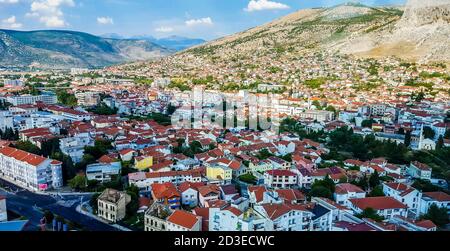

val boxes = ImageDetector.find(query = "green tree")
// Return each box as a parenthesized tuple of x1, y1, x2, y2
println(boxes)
(125, 184, 140, 217)
(412, 179, 440, 192)
(421, 204, 449, 227)
(368, 186, 385, 197)
(43, 210, 54, 224)
(14, 141, 41, 155)
(356, 208, 384, 222)
(405, 130, 412, 147)
(56, 90, 78, 107)
(423, 126, 435, 139)
(436, 136, 444, 150)
(68, 174, 88, 191)
(444, 129, 450, 139)
(309, 186, 332, 199)
(369, 171, 380, 189)
(90, 193, 101, 214)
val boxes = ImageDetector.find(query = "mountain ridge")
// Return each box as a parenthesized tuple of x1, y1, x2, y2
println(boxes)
(0, 29, 173, 69)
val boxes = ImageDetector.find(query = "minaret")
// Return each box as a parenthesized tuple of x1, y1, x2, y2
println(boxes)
(418, 124, 424, 150)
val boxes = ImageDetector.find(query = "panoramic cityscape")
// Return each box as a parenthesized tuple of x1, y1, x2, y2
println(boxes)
(0, 0, 449, 235)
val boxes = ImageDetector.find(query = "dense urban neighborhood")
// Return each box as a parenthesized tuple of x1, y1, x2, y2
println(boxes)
(0, 0, 449, 234)
(0, 57, 449, 232)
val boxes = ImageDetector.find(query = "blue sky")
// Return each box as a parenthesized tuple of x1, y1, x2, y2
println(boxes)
(0, 0, 406, 40)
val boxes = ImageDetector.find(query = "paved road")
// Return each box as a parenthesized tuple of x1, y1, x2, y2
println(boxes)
(0, 178, 117, 231)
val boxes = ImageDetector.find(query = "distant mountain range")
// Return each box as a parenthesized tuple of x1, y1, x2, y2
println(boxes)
(0, 29, 173, 69)
(101, 34, 206, 51)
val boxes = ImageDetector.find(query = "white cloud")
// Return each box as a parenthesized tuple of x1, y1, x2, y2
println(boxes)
(155, 26, 174, 33)
(27, 0, 75, 28)
(244, 0, 290, 12)
(97, 16, 114, 25)
(1, 15, 23, 29)
(185, 17, 213, 27)
(0, 0, 20, 4)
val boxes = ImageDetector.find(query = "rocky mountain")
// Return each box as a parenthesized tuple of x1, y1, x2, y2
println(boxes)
(102, 34, 206, 51)
(0, 29, 173, 69)
(338, 0, 450, 63)
(181, 1, 449, 64)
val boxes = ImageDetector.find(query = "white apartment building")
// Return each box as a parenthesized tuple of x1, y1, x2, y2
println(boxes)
(348, 197, 408, 220)
(7, 94, 57, 106)
(0, 147, 63, 191)
(166, 210, 201, 231)
(0, 111, 14, 131)
(382, 183, 422, 217)
(334, 183, 366, 207)
(298, 110, 335, 122)
(75, 92, 101, 107)
(209, 206, 271, 231)
(0, 196, 6, 222)
(264, 169, 297, 189)
(255, 203, 314, 231)
(419, 192, 450, 215)
(60, 133, 94, 163)
(408, 161, 432, 180)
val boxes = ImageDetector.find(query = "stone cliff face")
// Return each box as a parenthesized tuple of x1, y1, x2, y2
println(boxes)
(399, 0, 450, 26)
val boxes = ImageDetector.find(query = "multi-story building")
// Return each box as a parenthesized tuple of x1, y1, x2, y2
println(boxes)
(59, 133, 94, 163)
(151, 183, 181, 209)
(255, 203, 314, 231)
(382, 182, 422, 217)
(144, 202, 173, 231)
(298, 110, 335, 122)
(408, 161, 432, 180)
(97, 188, 131, 223)
(206, 164, 233, 185)
(0, 111, 13, 131)
(334, 183, 366, 207)
(348, 197, 408, 220)
(166, 210, 202, 231)
(7, 94, 57, 106)
(209, 206, 271, 231)
(0, 147, 63, 191)
(264, 169, 297, 189)
(0, 196, 6, 222)
(128, 170, 202, 192)
(86, 163, 121, 183)
(75, 92, 101, 107)
(419, 191, 450, 215)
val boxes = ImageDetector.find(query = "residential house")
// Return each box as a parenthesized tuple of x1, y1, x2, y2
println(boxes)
(86, 163, 121, 183)
(348, 197, 408, 220)
(151, 183, 181, 209)
(255, 203, 314, 231)
(97, 188, 131, 223)
(198, 185, 221, 207)
(334, 183, 366, 207)
(144, 202, 172, 231)
(408, 161, 432, 180)
(264, 170, 297, 189)
(382, 182, 422, 217)
(166, 210, 202, 231)
(178, 182, 203, 208)
(419, 191, 450, 215)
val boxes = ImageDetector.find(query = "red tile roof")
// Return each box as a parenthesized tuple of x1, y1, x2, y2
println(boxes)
(0, 146, 47, 167)
(349, 197, 407, 210)
(167, 210, 200, 229)
(335, 183, 365, 194)
(266, 169, 296, 177)
(423, 191, 450, 202)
